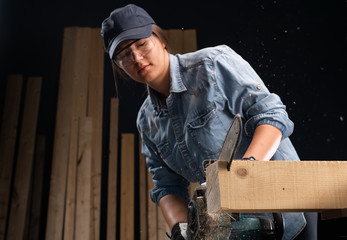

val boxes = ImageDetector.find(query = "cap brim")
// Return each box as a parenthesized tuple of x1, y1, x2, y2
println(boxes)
(108, 24, 153, 59)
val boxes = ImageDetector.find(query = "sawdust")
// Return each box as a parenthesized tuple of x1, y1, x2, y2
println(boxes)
(194, 211, 233, 239)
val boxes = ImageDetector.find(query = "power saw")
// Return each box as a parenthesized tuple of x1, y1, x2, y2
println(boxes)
(187, 114, 284, 239)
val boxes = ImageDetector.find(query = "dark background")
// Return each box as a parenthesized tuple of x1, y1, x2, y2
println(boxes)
(0, 0, 346, 239)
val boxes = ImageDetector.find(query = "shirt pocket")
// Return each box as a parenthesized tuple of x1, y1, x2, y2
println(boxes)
(186, 106, 227, 158)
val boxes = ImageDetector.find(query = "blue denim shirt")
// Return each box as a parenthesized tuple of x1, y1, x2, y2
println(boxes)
(137, 45, 306, 239)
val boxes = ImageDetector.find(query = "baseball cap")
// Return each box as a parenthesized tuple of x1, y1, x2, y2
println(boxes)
(101, 4, 155, 59)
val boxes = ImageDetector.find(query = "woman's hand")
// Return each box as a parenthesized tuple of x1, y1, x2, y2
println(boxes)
(170, 222, 188, 240)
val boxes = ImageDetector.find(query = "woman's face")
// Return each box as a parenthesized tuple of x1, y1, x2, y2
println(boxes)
(114, 35, 169, 85)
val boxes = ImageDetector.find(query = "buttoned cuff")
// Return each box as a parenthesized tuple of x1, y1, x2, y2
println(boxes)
(244, 111, 294, 139)
(150, 187, 190, 205)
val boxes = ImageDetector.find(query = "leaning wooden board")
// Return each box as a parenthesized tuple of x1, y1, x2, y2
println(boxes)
(206, 160, 347, 217)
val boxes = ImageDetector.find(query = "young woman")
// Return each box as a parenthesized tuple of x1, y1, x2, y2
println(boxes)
(101, 4, 317, 240)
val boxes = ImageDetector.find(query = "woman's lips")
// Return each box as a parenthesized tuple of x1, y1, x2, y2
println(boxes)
(138, 64, 150, 74)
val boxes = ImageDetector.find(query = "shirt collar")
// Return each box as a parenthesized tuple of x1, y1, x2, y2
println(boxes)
(148, 86, 165, 112)
(148, 54, 187, 112)
(169, 54, 187, 93)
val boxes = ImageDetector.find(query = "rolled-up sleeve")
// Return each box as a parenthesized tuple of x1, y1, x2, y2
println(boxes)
(139, 131, 190, 205)
(214, 46, 294, 138)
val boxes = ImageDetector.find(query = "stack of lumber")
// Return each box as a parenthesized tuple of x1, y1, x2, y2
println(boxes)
(45, 27, 104, 240)
(44, 27, 200, 240)
(0, 27, 200, 240)
(0, 75, 43, 240)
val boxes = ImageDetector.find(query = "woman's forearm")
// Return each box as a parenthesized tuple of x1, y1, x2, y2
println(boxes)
(159, 194, 188, 230)
(243, 124, 282, 161)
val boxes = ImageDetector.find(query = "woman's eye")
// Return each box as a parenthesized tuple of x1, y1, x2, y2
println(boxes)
(138, 41, 147, 47)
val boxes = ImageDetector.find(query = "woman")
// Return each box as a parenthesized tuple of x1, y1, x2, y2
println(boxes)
(101, 4, 317, 240)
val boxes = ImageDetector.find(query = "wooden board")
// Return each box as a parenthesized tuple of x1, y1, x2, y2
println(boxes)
(87, 28, 104, 240)
(147, 172, 157, 240)
(45, 27, 77, 240)
(0, 74, 23, 240)
(139, 137, 148, 240)
(107, 98, 119, 240)
(63, 117, 79, 240)
(75, 117, 93, 240)
(28, 135, 46, 240)
(120, 134, 135, 240)
(165, 29, 184, 54)
(6, 77, 42, 240)
(157, 208, 170, 239)
(164, 29, 197, 55)
(189, 182, 201, 199)
(206, 160, 347, 214)
(46, 27, 92, 240)
(65, 27, 92, 240)
(183, 29, 197, 53)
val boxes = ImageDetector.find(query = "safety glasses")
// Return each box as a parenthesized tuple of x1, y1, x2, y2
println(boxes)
(113, 37, 155, 68)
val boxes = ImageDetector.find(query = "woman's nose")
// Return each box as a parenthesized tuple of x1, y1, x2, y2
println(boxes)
(132, 51, 144, 63)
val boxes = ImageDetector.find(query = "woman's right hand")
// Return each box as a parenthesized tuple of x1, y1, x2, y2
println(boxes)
(170, 222, 187, 240)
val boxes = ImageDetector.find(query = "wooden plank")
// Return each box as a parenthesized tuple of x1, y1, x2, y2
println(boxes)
(0, 74, 23, 240)
(164, 29, 197, 54)
(46, 27, 91, 240)
(64, 27, 92, 240)
(87, 28, 104, 240)
(28, 135, 46, 240)
(75, 117, 93, 240)
(139, 137, 148, 240)
(206, 160, 347, 214)
(164, 29, 184, 54)
(120, 133, 135, 240)
(183, 29, 197, 53)
(189, 182, 200, 199)
(147, 172, 157, 240)
(7, 77, 42, 240)
(45, 27, 77, 240)
(107, 98, 119, 240)
(157, 207, 170, 239)
(63, 118, 79, 240)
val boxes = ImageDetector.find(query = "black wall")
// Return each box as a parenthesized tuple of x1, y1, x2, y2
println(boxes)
(0, 0, 346, 239)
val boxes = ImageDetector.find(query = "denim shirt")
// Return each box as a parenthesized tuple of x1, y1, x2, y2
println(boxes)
(137, 45, 306, 239)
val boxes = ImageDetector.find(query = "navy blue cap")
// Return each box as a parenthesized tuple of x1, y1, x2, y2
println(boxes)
(101, 4, 155, 59)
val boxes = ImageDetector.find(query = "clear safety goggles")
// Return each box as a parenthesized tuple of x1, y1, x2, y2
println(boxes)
(113, 37, 155, 68)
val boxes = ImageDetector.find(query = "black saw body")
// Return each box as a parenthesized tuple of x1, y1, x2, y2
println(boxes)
(187, 186, 283, 240)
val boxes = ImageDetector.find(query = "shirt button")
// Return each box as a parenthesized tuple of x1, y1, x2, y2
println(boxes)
(177, 136, 183, 142)
(190, 163, 196, 169)
(171, 109, 175, 115)
(257, 84, 262, 90)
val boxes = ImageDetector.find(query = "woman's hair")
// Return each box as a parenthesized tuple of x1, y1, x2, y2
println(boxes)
(111, 24, 171, 95)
